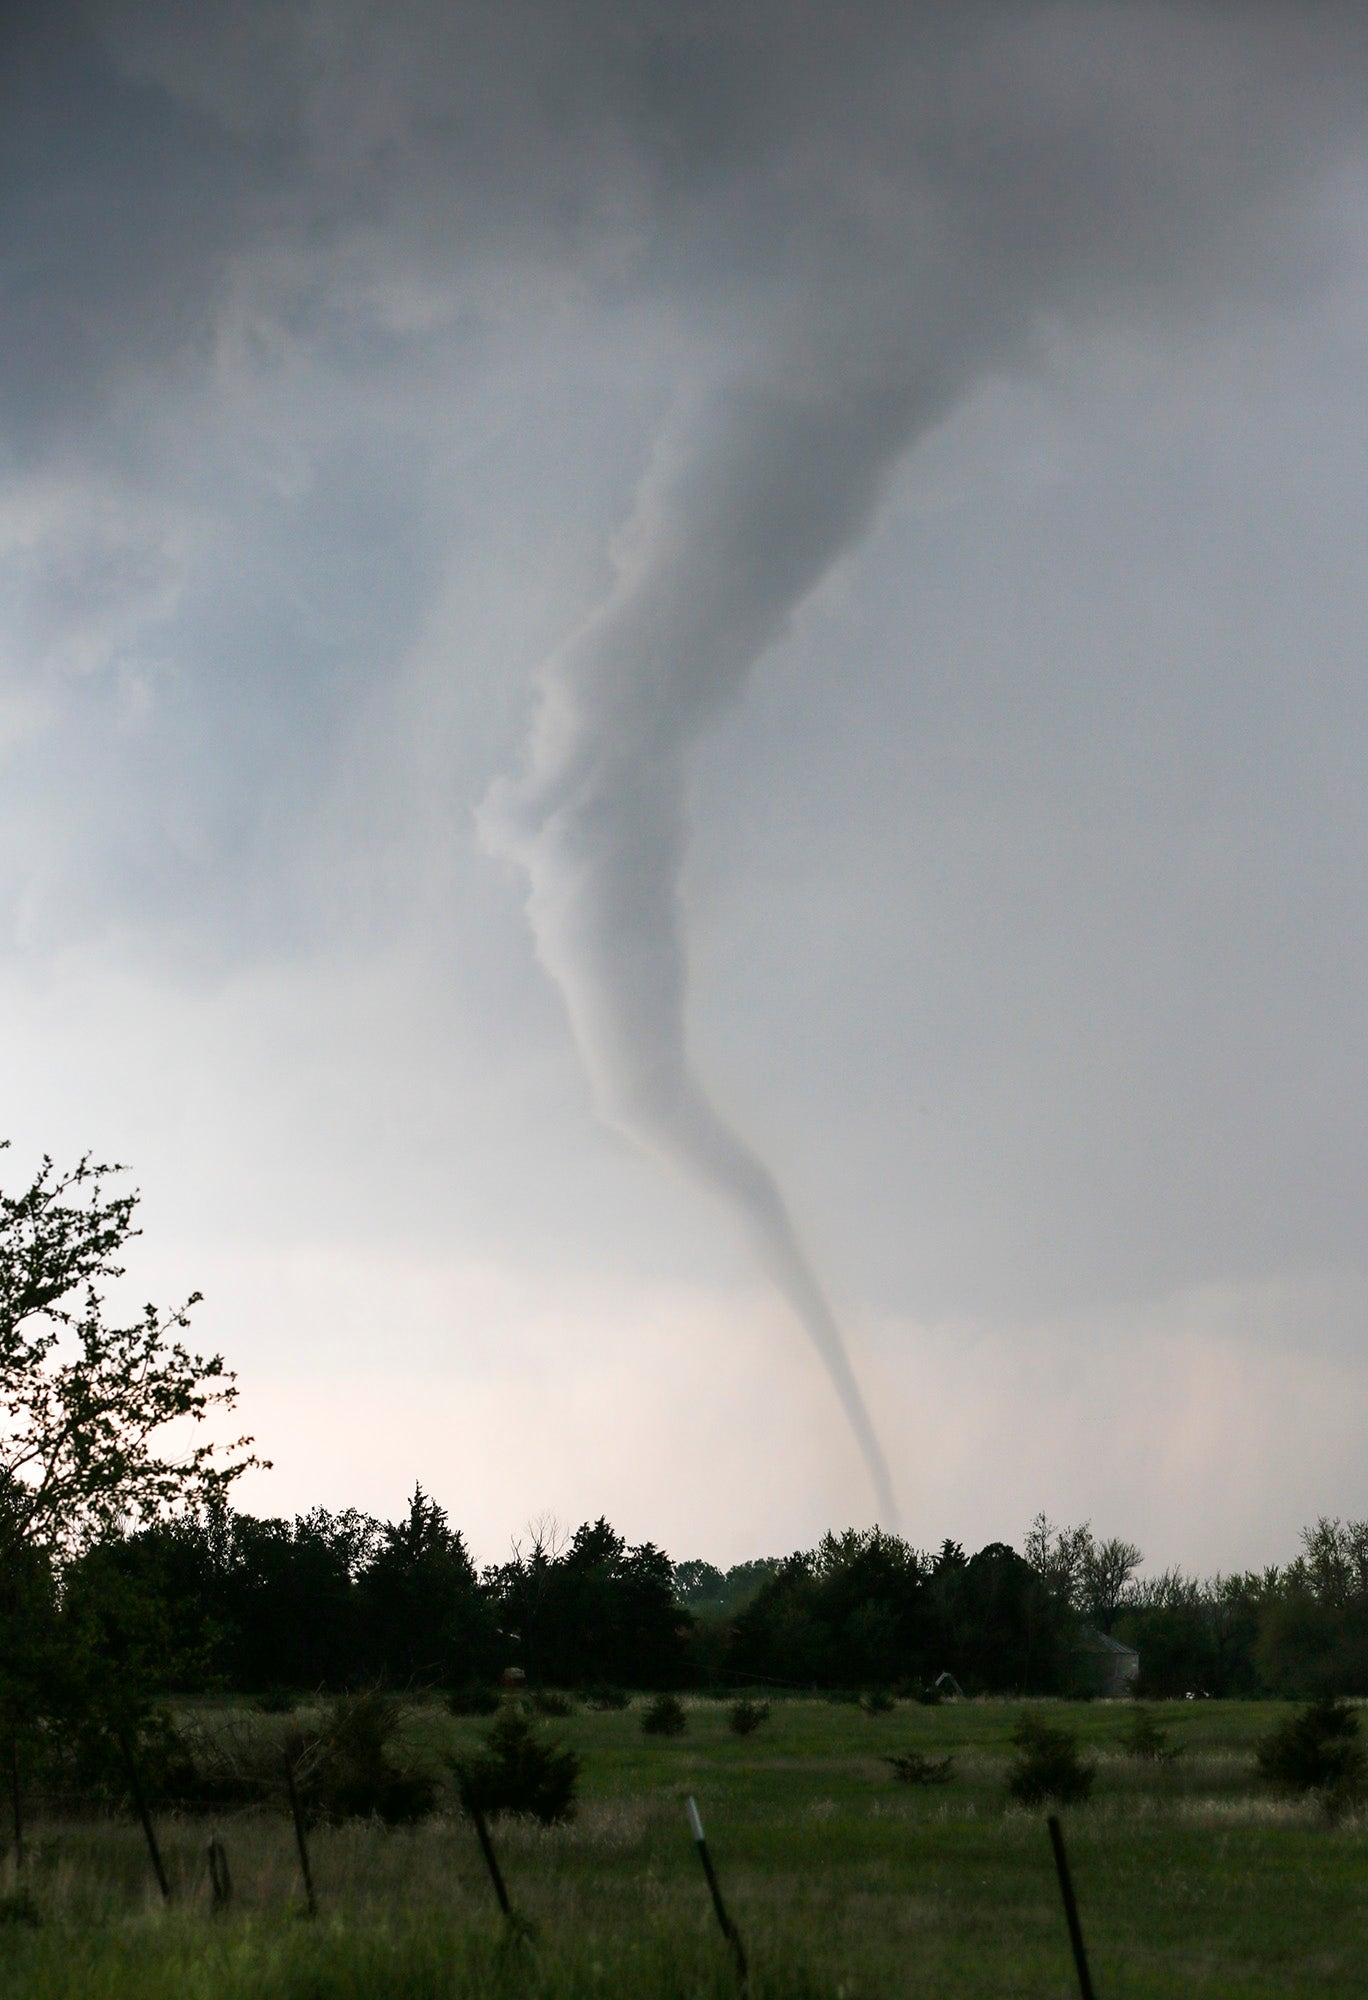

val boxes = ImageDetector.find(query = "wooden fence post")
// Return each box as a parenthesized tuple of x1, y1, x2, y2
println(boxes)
(1047, 1814, 1097, 2000)
(284, 1756, 318, 1917)
(460, 1780, 513, 1920)
(116, 1726, 170, 1903)
(207, 1833, 233, 1910)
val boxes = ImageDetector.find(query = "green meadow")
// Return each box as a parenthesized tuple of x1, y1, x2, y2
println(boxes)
(2, 1697, 1365, 1999)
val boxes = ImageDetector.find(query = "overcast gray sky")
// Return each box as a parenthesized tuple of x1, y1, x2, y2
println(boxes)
(2, 1, 1366, 1572)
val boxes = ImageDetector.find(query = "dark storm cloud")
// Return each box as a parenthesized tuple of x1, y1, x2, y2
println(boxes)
(7, 1, 1367, 456)
(0, 14, 267, 457)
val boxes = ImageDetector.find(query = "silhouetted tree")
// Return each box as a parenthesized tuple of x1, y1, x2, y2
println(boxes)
(0, 1148, 260, 1552)
(491, 1518, 689, 1688)
(1116, 1569, 1269, 1698)
(219, 1507, 378, 1688)
(357, 1485, 495, 1685)
(729, 1530, 930, 1688)
(0, 1499, 61, 1844)
(1022, 1516, 1142, 1633)
(673, 1560, 726, 1603)
(929, 1540, 1072, 1693)
(1252, 1520, 1368, 1696)
(730, 1530, 1074, 1693)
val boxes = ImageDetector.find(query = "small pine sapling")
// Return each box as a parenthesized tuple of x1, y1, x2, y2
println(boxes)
(531, 1689, 577, 1718)
(456, 1703, 580, 1824)
(885, 1748, 955, 1785)
(641, 1693, 687, 1737)
(446, 1683, 501, 1717)
(582, 1685, 630, 1711)
(1256, 1698, 1366, 1817)
(1121, 1707, 1182, 1765)
(1006, 1714, 1095, 1807)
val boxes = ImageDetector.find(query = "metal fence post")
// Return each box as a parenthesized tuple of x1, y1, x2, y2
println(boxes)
(687, 1796, 749, 1991)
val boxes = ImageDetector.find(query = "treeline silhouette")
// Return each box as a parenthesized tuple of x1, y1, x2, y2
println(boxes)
(1111, 1517, 1368, 1699)
(27, 1492, 1368, 1700)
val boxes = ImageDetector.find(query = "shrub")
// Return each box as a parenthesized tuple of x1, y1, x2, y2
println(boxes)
(728, 1697, 771, 1736)
(0, 1891, 40, 1927)
(288, 1690, 439, 1826)
(1006, 1715, 1095, 1807)
(885, 1749, 954, 1785)
(1121, 1707, 1182, 1765)
(54, 1708, 261, 1816)
(154, 1717, 268, 1813)
(126, 1705, 440, 1821)
(1256, 1698, 1366, 1808)
(254, 1688, 297, 1715)
(914, 1684, 943, 1707)
(531, 1688, 578, 1718)
(641, 1693, 687, 1736)
(456, 1704, 580, 1824)
(447, 1682, 501, 1717)
(582, 1684, 630, 1711)
(860, 1688, 896, 1715)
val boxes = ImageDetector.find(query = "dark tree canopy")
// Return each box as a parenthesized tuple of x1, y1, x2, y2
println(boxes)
(357, 1484, 494, 1686)
(729, 1530, 933, 1689)
(12, 1491, 1368, 1703)
(728, 1529, 1073, 1694)
(490, 1517, 690, 1690)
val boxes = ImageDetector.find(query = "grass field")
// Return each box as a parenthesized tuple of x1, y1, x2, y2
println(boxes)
(1, 1696, 1365, 1998)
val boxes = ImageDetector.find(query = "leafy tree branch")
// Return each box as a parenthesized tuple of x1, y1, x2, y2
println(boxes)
(0, 1146, 264, 1552)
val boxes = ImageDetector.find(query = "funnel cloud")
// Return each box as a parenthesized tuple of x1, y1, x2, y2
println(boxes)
(475, 2, 1368, 1520)
(480, 368, 959, 1521)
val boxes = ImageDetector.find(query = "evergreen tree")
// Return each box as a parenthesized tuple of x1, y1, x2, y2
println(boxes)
(358, 1485, 494, 1685)
(492, 1517, 689, 1688)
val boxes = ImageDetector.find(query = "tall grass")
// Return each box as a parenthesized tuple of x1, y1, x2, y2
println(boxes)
(2, 1698, 1366, 1998)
